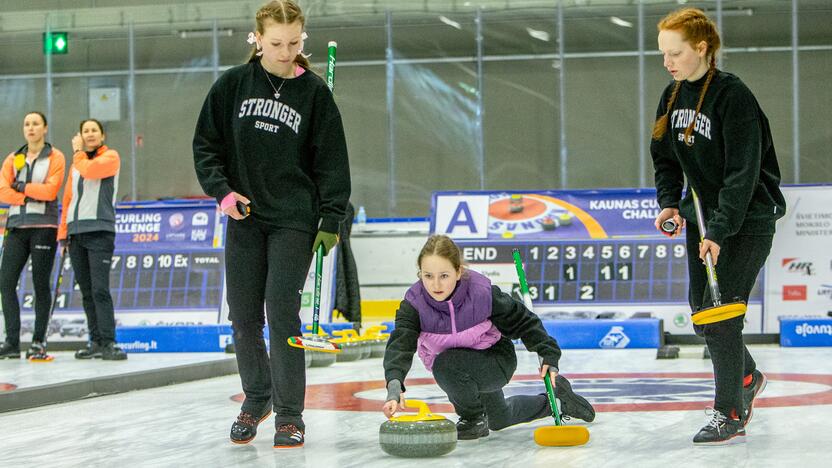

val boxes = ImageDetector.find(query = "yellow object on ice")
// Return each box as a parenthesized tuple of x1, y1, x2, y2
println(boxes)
(534, 425, 590, 447)
(388, 400, 446, 423)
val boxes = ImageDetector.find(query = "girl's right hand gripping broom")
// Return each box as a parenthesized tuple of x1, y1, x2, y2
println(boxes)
(689, 189, 746, 325)
(512, 249, 589, 447)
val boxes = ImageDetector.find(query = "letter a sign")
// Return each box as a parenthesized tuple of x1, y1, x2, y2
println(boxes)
(433, 195, 489, 239)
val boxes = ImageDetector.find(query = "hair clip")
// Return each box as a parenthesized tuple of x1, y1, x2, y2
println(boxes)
(299, 31, 311, 59)
(247, 32, 264, 56)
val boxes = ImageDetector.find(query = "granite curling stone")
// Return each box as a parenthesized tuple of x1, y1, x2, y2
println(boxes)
(332, 329, 363, 362)
(379, 400, 457, 458)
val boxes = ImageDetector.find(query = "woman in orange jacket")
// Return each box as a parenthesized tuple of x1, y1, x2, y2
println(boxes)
(0, 111, 65, 360)
(58, 118, 126, 361)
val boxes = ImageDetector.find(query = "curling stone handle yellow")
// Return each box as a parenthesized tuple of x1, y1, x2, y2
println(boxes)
(333, 329, 359, 339)
(364, 325, 386, 336)
(403, 399, 432, 417)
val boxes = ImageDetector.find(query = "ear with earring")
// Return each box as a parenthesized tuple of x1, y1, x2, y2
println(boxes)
(247, 32, 264, 57)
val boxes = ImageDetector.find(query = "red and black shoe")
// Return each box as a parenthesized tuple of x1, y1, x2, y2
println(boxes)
(273, 423, 305, 448)
(230, 408, 272, 444)
(742, 369, 767, 427)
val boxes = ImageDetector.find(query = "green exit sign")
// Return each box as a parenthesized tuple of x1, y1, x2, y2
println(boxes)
(43, 31, 69, 55)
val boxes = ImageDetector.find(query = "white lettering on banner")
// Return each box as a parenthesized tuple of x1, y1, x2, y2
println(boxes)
(116, 212, 163, 234)
(622, 209, 660, 220)
(191, 229, 208, 241)
(462, 247, 497, 261)
(589, 199, 640, 210)
(194, 256, 220, 265)
(434, 195, 490, 239)
(795, 323, 832, 338)
(119, 340, 158, 351)
(765, 186, 832, 334)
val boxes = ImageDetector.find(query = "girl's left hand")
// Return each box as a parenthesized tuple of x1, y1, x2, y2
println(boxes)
(539, 364, 558, 380)
(699, 239, 721, 266)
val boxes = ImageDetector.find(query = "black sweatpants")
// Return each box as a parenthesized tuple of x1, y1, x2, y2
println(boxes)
(225, 219, 314, 430)
(0, 227, 57, 345)
(686, 223, 773, 417)
(68, 231, 117, 344)
(432, 340, 549, 429)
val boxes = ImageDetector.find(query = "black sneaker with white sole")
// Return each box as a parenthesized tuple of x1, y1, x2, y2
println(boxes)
(75, 342, 102, 359)
(274, 424, 305, 448)
(230, 408, 272, 444)
(101, 342, 127, 361)
(457, 413, 489, 440)
(693, 409, 746, 445)
(555, 374, 595, 423)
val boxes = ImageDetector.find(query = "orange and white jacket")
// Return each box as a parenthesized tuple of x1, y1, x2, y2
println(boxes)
(0, 143, 66, 228)
(58, 145, 120, 240)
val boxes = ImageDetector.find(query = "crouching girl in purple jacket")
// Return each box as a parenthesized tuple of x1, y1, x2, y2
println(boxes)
(381, 235, 594, 440)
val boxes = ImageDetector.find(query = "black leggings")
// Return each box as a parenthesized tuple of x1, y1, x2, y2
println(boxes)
(69, 231, 116, 344)
(686, 224, 773, 417)
(0, 227, 57, 345)
(432, 341, 549, 429)
(225, 219, 314, 430)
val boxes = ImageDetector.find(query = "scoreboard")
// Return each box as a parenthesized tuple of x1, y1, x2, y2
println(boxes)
(8, 201, 227, 325)
(432, 189, 765, 334)
(6, 199, 337, 332)
(461, 240, 762, 305)
(18, 250, 224, 313)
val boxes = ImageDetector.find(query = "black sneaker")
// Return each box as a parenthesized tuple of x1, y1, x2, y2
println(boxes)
(26, 341, 49, 360)
(230, 408, 272, 444)
(75, 342, 103, 359)
(101, 342, 127, 361)
(692, 409, 746, 445)
(742, 370, 767, 427)
(556, 374, 595, 422)
(456, 413, 489, 440)
(0, 341, 20, 359)
(273, 423, 305, 448)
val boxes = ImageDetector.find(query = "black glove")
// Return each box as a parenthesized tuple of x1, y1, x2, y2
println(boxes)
(12, 181, 25, 193)
(385, 379, 403, 403)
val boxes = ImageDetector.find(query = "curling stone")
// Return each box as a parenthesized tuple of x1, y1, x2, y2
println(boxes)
(541, 216, 557, 231)
(305, 349, 312, 368)
(362, 325, 390, 358)
(509, 194, 524, 213)
(380, 400, 457, 458)
(332, 329, 364, 362)
(557, 212, 573, 226)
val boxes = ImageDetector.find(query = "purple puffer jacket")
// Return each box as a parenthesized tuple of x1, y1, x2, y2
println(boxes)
(405, 269, 502, 371)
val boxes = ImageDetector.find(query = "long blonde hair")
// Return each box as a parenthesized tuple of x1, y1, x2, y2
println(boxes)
(246, 0, 311, 71)
(652, 8, 721, 146)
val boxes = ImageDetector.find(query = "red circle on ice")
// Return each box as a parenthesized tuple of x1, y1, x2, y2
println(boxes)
(231, 372, 832, 413)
